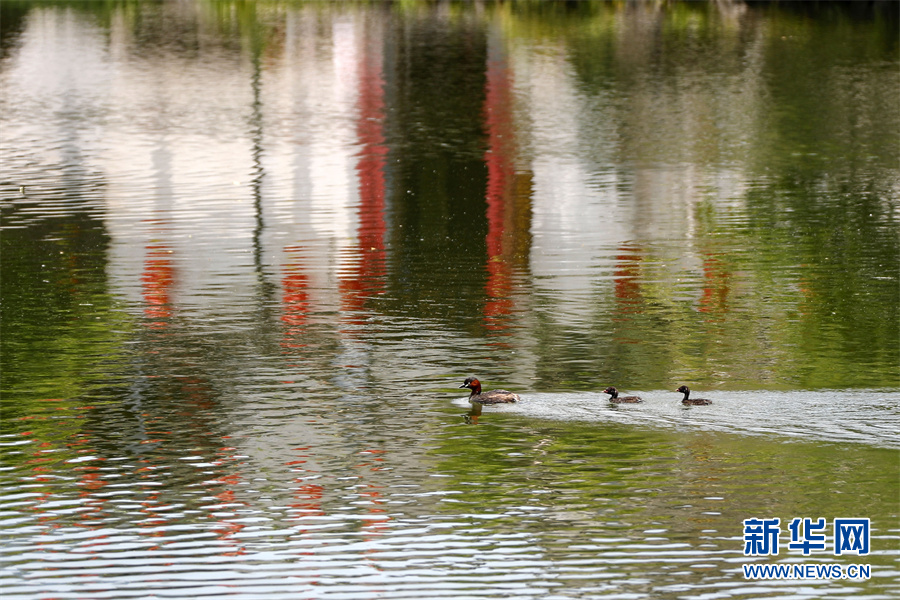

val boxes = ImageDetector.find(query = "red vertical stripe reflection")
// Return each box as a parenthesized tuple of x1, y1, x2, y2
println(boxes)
(281, 246, 310, 349)
(142, 236, 174, 327)
(341, 32, 387, 320)
(614, 245, 643, 316)
(483, 50, 516, 332)
(699, 253, 731, 316)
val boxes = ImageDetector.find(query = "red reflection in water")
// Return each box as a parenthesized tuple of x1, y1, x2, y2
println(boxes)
(483, 45, 517, 334)
(340, 29, 387, 323)
(21, 428, 113, 530)
(612, 245, 645, 345)
(287, 445, 325, 542)
(614, 244, 643, 318)
(142, 242, 174, 327)
(178, 375, 215, 412)
(291, 482, 324, 514)
(281, 245, 310, 349)
(357, 455, 390, 539)
(698, 253, 731, 316)
(206, 473, 249, 551)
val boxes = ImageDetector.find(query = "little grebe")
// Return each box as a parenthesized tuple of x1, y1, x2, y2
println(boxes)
(676, 385, 712, 405)
(603, 386, 643, 403)
(459, 377, 519, 404)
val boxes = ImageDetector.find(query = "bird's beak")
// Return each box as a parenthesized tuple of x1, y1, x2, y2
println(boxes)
(459, 383, 468, 389)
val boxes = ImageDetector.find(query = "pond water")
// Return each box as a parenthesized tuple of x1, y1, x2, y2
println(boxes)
(1, 1, 898, 599)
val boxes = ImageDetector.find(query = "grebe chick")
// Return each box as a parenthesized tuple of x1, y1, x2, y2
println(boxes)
(676, 385, 712, 405)
(603, 386, 642, 404)
(459, 377, 519, 404)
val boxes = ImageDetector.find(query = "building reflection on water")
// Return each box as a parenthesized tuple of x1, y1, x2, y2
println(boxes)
(2, 0, 897, 437)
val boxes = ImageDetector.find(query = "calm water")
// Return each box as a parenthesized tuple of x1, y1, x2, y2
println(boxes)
(1, 1, 898, 598)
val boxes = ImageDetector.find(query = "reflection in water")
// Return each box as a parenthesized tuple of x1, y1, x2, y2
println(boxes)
(280, 245, 310, 348)
(483, 50, 515, 334)
(344, 18, 387, 320)
(141, 239, 175, 327)
(613, 243, 643, 324)
(1, 2, 898, 600)
(698, 253, 731, 317)
(483, 22, 531, 340)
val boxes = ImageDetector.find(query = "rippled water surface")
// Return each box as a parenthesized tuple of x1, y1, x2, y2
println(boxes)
(1, 1, 898, 599)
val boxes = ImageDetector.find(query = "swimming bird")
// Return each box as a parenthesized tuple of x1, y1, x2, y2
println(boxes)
(603, 386, 643, 404)
(459, 377, 519, 404)
(676, 385, 712, 405)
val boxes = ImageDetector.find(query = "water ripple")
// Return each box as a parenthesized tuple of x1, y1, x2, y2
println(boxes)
(454, 389, 900, 449)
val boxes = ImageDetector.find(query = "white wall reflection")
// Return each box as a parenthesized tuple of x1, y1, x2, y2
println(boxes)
(500, 6, 764, 330)
(259, 11, 366, 316)
(4, 7, 381, 323)
(4, 1, 895, 395)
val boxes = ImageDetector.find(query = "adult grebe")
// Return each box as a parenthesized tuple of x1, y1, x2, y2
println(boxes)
(603, 387, 643, 404)
(459, 377, 519, 404)
(676, 385, 712, 405)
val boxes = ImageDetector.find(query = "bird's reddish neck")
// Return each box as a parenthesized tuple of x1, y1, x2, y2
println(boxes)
(469, 382, 482, 396)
